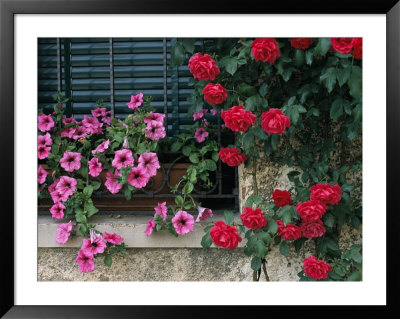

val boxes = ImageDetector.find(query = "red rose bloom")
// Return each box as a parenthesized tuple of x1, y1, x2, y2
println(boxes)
(210, 221, 242, 249)
(303, 256, 332, 280)
(330, 38, 356, 54)
(188, 53, 220, 81)
(221, 105, 256, 132)
(202, 83, 227, 105)
(352, 38, 362, 59)
(310, 183, 343, 205)
(261, 108, 290, 134)
(251, 38, 281, 63)
(276, 220, 302, 241)
(272, 189, 293, 207)
(218, 147, 247, 167)
(290, 38, 313, 50)
(240, 207, 268, 230)
(300, 220, 326, 239)
(296, 200, 328, 222)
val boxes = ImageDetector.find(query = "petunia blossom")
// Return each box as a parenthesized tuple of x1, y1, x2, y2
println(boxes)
(50, 190, 68, 203)
(126, 92, 144, 110)
(88, 157, 102, 177)
(144, 112, 165, 125)
(103, 232, 124, 245)
(72, 126, 87, 140)
(38, 133, 53, 147)
(38, 165, 48, 184)
(91, 107, 107, 118)
(127, 166, 150, 189)
(144, 218, 156, 236)
(194, 128, 209, 143)
(56, 176, 77, 198)
(112, 149, 134, 170)
(50, 202, 65, 219)
(154, 202, 168, 221)
(38, 145, 51, 159)
(171, 210, 195, 236)
(195, 206, 213, 222)
(56, 221, 73, 244)
(92, 139, 110, 155)
(38, 114, 55, 132)
(193, 109, 207, 121)
(210, 109, 218, 116)
(145, 121, 166, 141)
(60, 127, 76, 139)
(138, 152, 160, 177)
(81, 230, 107, 255)
(104, 171, 123, 194)
(60, 151, 82, 172)
(81, 115, 103, 135)
(75, 249, 95, 273)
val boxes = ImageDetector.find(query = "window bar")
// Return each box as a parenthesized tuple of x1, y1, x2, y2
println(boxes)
(170, 38, 179, 137)
(63, 38, 73, 117)
(56, 38, 62, 92)
(163, 38, 168, 135)
(109, 38, 115, 118)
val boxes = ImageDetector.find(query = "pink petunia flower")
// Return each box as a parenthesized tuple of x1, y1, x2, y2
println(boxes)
(38, 133, 53, 147)
(210, 109, 218, 116)
(60, 127, 76, 138)
(88, 157, 102, 177)
(72, 125, 87, 140)
(144, 112, 165, 125)
(203, 118, 210, 127)
(56, 221, 73, 244)
(138, 152, 160, 177)
(56, 176, 77, 198)
(38, 165, 48, 184)
(50, 202, 65, 219)
(195, 206, 213, 222)
(101, 115, 112, 126)
(92, 139, 110, 155)
(127, 166, 150, 189)
(112, 149, 134, 170)
(81, 230, 107, 255)
(50, 190, 68, 203)
(145, 121, 166, 141)
(127, 92, 144, 110)
(104, 171, 123, 194)
(48, 178, 60, 193)
(154, 202, 168, 221)
(62, 117, 78, 125)
(144, 218, 156, 236)
(103, 232, 124, 245)
(194, 128, 209, 143)
(60, 151, 82, 172)
(193, 109, 207, 121)
(38, 114, 55, 132)
(172, 210, 195, 235)
(91, 107, 107, 118)
(75, 249, 95, 273)
(82, 115, 103, 134)
(38, 145, 51, 159)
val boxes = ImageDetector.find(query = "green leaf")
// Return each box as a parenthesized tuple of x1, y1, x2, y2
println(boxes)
(91, 181, 101, 191)
(320, 67, 337, 93)
(353, 103, 362, 123)
(175, 195, 184, 206)
(305, 49, 313, 65)
(331, 99, 344, 119)
(341, 184, 354, 192)
(254, 126, 268, 140)
(237, 83, 257, 96)
(281, 206, 293, 226)
(104, 255, 112, 267)
(201, 232, 212, 249)
(255, 240, 268, 258)
(203, 159, 217, 171)
(348, 66, 362, 99)
(242, 131, 255, 152)
(182, 145, 192, 156)
(86, 201, 99, 218)
(266, 218, 278, 235)
(347, 271, 362, 281)
(171, 42, 185, 66)
(259, 83, 268, 97)
(337, 67, 351, 87)
(189, 152, 199, 164)
(171, 141, 183, 153)
(224, 57, 238, 76)
(294, 238, 307, 252)
(314, 38, 331, 56)
(83, 185, 93, 198)
(245, 195, 262, 207)
(124, 187, 132, 201)
(279, 241, 290, 257)
(324, 213, 335, 228)
(270, 134, 280, 151)
(181, 39, 195, 53)
(182, 182, 194, 195)
(78, 223, 87, 237)
(245, 95, 262, 111)
(224, 210, 234, 225)
(256, 232, 272, 244)
(251, 256, 262, 271)
(75, 212, 87, 224)
(294, 49, 305, 67)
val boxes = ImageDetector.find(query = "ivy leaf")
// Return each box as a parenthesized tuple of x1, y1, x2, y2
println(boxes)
(279, 241, 290, 257)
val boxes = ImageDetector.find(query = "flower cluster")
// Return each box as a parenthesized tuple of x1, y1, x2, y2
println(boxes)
(330, 38, 362, 59)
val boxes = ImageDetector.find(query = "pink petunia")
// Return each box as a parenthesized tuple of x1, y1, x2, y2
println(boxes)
(75, 249, 95, 273)
(38, 165, 48, 184)
(81, 230, 107, 255)
(193, 109, 207, 121)
(82, 115, 103, 134)
(38, 145, 51, 159)
(56, 221, 73, 244)
(38, 114, 55, 132)
(62, 117, 78, 125)
(60, 151, 82, 172)
(194, 128, 209, 143)
(50, 190, 68, 203)
(127, 92, 144, 110)
(56, 176, 77, 198)
(144, 218, 156, 236)
(72, 125, 87, 140)
(88, 157, 102, 177)
(210, 109, 218, 116)
(154, 202, 168, 221)
(145, 121, 166, 141)
(195, 206, 213, 222)
(60, 127, 76, 138)
(138, 152, 160, 177)
(127, 166, 150, 189)
(112, 149, 134, 170)
(48, 178, 60, 193)
(104, 171, 123, 194)
(203, 119, 210, 127)
(101, 115, 112, 126)
(91, 107, 107, 118)
(172, 210, 195, 235)
(50, 202, 65, 219)
(38, 133, 53, 147)
(103, 232, 124, 245)
(92, 139, 110, 155)
(144, 112, 165, 125)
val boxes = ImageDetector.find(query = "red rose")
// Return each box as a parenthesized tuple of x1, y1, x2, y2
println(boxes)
(210, 221, 242, 249)
(221, 105, 256, 132)
(310, 183, 343, 205)
(296, 200, 328, 222)
(352, 38, 362, 59)
(251, 38, 280, 63)
(202, 83, 227, 105)
(188, 53, 220, 81)
(240, 207, 268, 230)
(272, 189, 293, 207)
(300, 219, 326, 239)
(330, 38, 356, 54)
(218, 147, 247, 167)
(276, 220, 301, 240)
(261, 108, 290, 134)
(303, 256, 332, 280)
(290, 38, 313, 50)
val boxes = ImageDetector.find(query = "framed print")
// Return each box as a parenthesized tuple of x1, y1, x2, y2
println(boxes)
(1, 0, 399, 317)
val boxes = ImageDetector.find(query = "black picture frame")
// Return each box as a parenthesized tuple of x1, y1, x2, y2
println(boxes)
(1, 0, 398, 317)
